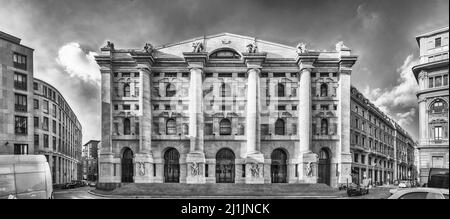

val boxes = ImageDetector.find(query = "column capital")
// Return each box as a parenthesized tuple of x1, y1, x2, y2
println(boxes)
(184, 52, 208, 68)
(418, 70, 428, 80)
(243, 53, 267, 69)
(131, 51, 155, 66)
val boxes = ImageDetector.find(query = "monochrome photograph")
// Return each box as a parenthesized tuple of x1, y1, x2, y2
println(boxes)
(0, 0, 448, 209)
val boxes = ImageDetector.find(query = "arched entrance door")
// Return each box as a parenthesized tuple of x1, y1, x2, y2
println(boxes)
(318, 149, 331, 186)
(121, 148, 134, 183)
(216, 148, 235, 183)
(164, 148, 180, 183)
(271, 149, 288, 183)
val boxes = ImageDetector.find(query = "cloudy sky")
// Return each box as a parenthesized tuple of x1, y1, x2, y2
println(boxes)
(0, 0, 448, 143)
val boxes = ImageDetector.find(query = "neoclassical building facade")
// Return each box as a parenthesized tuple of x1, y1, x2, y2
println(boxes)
(96, 33, 358, 188)
(412, 27, 449, 183)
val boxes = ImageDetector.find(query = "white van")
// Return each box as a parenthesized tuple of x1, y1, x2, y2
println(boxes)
(0, 155, 53, 199)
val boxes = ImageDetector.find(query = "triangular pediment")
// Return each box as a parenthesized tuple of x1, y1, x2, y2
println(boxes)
(155, 33, 298, 59)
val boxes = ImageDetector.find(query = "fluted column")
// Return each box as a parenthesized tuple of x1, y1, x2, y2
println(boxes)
(246, 67, 261, 155)
(188, 66, 204, 153)
(299, 68, 312, 154)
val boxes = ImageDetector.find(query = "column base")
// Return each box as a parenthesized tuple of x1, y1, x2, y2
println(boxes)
(134, 153, 155, 183)
(298, 152, 318, 184)
(245, 153, 265, 184)
(98, 153, 120, 183)
(186, 152, 206, 184)
(338, 153, 352, 184)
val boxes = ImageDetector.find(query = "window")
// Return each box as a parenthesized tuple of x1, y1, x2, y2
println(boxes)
(34, 99, 39, 109)
(435, 37, 442, 47)
(321, 119, 329, 135)
(276, 83, 285, 97)
(354, 154, 359, 163)
(434, 126, 443, 140)
(34, 134, 39, 146)
(123, 105, 131, 110)
(210, 49, 241, 59)
(166, 119, 177, 135)
(13, 53, 27, 70)
(166, 83, 176, 97)
(273, 73, 286, 78)
(44, 135, 49, 148)
(14, 73, 27, 90)
(182, 72, 189, 78)
(204, 123, 213, 135)
(52, 120, 57, 134)
(275, 119, 285, 135)
(135, 122, 140, 135)
(153, 105, 159, 110)
(431, 100, 446, 113)
(435, 76, 442, 87)
(53, 137, 57, 151)
(124, 118, 131, 135)
(14, 144, 28, 155)
(219, 119, 232, 136)
(261, 124, 269, 135)
(183, 124, 189, 136)
(52, 104, 57, 117)
(238, 124, 245, 136)
(135, 104, 140, 110)
(122, 73, 131, 78)
(220, 83, 231, 97)
(43, 100, 49, 114)
(320, 83, 328, 97)
(361, 155, 366, 164)
(429, 77, 434, 88)
(321, 105, 329, 111)
(292, 105, 298, 111)
(33, 82, 39, 90)
(14, 93, 27, 112)
(165, 72, 177, 78)
(134, 72, 140, 78)
(277, 105, 286, 111)
(43, 117, 49, 131)
(123, 83, 131, 97)
(34, 117, 39, 128)
(399, 192, 428, 199)
(218, 73, 233, 78)
(15, 116, 27, 134)
(114, 105, 119, 110)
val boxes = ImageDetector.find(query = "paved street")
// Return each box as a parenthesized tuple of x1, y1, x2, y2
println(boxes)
(53, 187, 106, 199)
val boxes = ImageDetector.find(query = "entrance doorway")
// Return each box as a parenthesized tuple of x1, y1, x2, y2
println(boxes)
(164, 148, 180, 183)
(271, 149, 288, 183)
(318, 148, 331, 186)
(121, 148, 134, 183)
(216, 148, 235, 183)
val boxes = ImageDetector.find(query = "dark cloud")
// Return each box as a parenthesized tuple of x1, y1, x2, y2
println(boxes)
(1, 0, 448, 141)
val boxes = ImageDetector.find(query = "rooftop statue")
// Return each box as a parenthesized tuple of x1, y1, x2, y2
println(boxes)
(247, 42, 258, 53)
(192, 41, 205, 53)
(144, 43, 154, 54)
(297, 42, 307, 54)
(336, 41, 349, 52)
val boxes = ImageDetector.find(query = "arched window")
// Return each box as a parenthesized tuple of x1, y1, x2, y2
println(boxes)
(220, 83, 231, 97)
(320, 83, 328, 97)
(210, 49, 241, 59)
(275, 119, 285, 135)
(276, 83, 285, 97)
(123, 118, 131, 135)
(321, 119, 328, 135)
(124, 83, 131, 97)
(166, 119, 177, 135)
(166, 83, 176, 97)
(431, 100, 446, 114)
(220, 119, 232, 135)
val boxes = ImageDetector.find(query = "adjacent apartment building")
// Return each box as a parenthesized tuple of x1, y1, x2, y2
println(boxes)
(82, 140, 100, 181)
(350, 87, 416, 185)
(0, 31, 83, 185)
(412, 26, 449, 184)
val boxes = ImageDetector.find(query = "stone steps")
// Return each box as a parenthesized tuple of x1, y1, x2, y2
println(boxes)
(101, 183, 340, 197)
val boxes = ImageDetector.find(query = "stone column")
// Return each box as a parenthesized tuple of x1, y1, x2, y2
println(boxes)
(183, 52, 208, 184)
(134, 66, 154, 183)
(297, 59, 318, 184)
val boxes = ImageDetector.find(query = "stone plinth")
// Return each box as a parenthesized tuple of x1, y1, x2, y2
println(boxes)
(134, 153, 154, 183)
(245, 153, 265, 184)
(98, 153, 120, 183)
(186, 152, 206, 184)
(299, 152, 318, 184)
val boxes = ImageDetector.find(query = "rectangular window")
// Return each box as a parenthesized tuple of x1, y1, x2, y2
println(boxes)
(204, 123, 213, 135)
(295, 164, 299, 177)
(205, 164, 209, 177)
(135, 122, 140, 135)
(165, 73, 177, 78)
(15, 93, 27, 112)
(33, 82, 39, 90)
(218, 73, 232, 77)
(34, 134, 39, 147)
(34, 117, 39, 128)
(429, 77, 434, 88)
(135, 104, 140, 110)
(123, 105, 131, 110)
(134, 72, 140, 78)
(320, 105, 329, 111)
(320, 73, 329, 78)
(435, 76, 442, 87)
(435, 37, 442, 47)
(34, 99, 39, 109)
(277, 105, 286, 111)
(153, 105, 160, 110)
(14, 116, 27, 134)
(14, 73, 27, 91)
(432, 156, 444, 168)
(122, 73, 131, 78)
(43, 117, 49, 131)
(354, 154, 359, 163)
(153, 164, 156, 177)
(273, 73, 285, 78)
(53, 120, 57, 134)
(43, 100, 49, 114)
(444, 75, 449, 86)
(434, 126, 443, 140)
(113, 164, 117, 176)
(13, 53, 27, 70)
(238, 73, 246, 78)
(361, 155, 366, 164)
(261, 124, 269, 135)
(52, 104, 57, 117)
(44, 135, 49, 148)
(260, 73, 268, 78)
(14, 144, 28, 155)
(242, 164, 246, 177)
(53, 137, 57, 151)
(292, 105, 297, 111)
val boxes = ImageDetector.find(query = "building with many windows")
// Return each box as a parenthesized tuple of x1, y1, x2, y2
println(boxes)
(412, 26, 449, 184)
(82, 140, 100, 181)
(96, 33, 359, 188)
(0, 31, 83, 185)
(350, 87, 416, 186)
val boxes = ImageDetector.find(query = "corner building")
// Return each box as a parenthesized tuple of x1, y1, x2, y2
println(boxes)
(412, 27, 449, 184)
(96, 33, 358, 188)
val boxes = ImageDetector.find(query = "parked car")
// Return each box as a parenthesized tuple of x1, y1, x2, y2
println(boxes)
(388, 188, 449, 199)
(347, 184, 369, 197)
(89, 182, 97, 187)
(427, 168, 449, 189)
(0, 155, 53, 199)
(398, 181, 412, 188)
